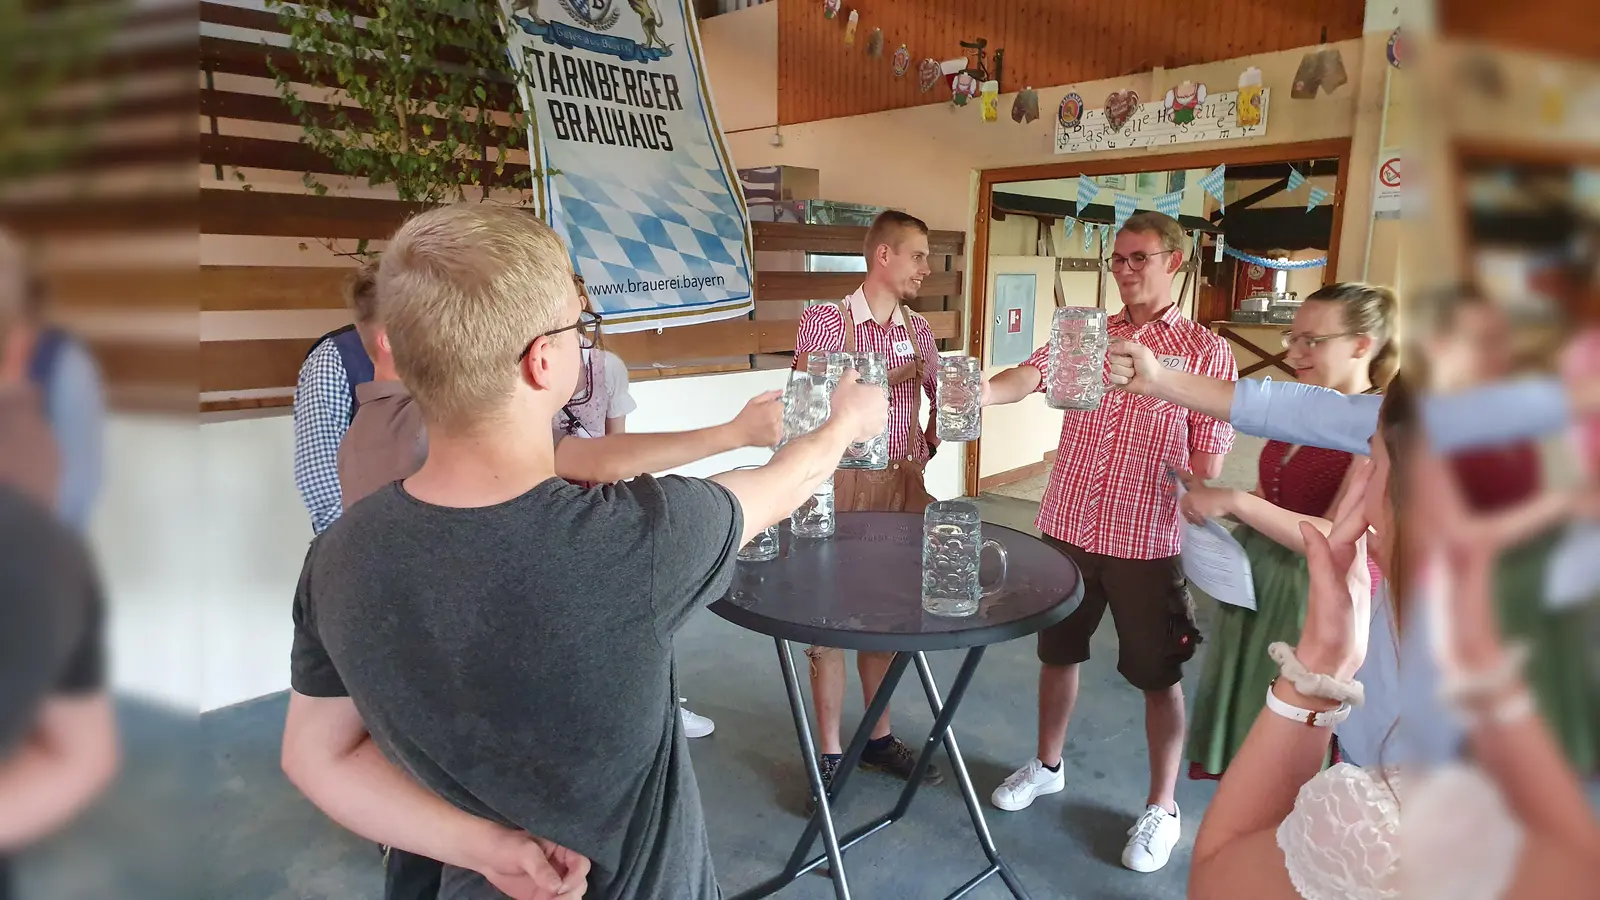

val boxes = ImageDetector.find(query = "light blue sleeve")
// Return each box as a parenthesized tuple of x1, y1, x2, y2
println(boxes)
(47, 339, 105, 533)
(1422, 378, 1571, 454)
(1228, 377, 1381, 456)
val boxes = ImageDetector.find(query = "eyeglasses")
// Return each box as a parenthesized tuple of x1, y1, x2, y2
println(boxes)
(1108, 250, 1175, 272)
(519, 309, 602, 363)
(1281, 331, 1361, 350)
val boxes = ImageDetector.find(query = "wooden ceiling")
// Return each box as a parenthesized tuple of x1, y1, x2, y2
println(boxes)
(1440, 0, 1600, 64)
(777, 0, 1365, 125)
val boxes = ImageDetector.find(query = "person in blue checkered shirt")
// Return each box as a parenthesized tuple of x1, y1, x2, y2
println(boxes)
(293, 336, 358, 535)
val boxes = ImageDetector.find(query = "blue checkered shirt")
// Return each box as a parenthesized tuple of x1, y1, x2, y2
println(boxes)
(292, 340, 351, 535)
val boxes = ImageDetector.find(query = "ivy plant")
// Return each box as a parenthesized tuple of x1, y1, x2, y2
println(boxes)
(266, 0, 540, 209)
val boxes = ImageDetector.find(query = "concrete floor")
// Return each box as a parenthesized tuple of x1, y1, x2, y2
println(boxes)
(17, 492, 1231, 900)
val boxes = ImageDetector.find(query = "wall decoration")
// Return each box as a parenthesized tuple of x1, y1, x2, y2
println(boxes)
(1075, 174, 1099, 215)
(917, 58, 940, 92)
(865, 27, 883, 58)
(1012, 87, 1040, 123)
(1285, 166, 1306, 191)
(500, 0, 752, 333)
(1199, 163, 1227, 212)
(1083, 216, 1094, 250)
(980, 80, 1000, 121)
(1292, 47, 1348, 99)
(823, 0, 839, 19)
(1387, 27, 1403, 69)
(1054, 89, 1270, 155)
(892, 44, 910, 76)
(844, 9, 858, 44)
(1169, 170, 1187, 193)
(1112, 192, 1138, 230)
(1320, 47, 1348, 94)
(1058, 92, 1085, 130)
(1154, 190, 1183, 218)
(1061, 217, 1075, 241)
(1135, 171, 1163, 193)
(1164, 81, 1207, 125)
(1237, 68, 1264, 126)
(1306, 185, 1330, 212)
(950, 71, 979, 106)
(1105, 89, 1140, 132)
(1096, 174, 1126, 190)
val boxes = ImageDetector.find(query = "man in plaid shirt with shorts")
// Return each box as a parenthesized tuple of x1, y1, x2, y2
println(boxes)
(981, 212, 1237, 874)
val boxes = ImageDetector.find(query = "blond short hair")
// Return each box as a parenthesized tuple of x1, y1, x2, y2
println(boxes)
(378, 204, 574, 428)
(347, 258, 382, 354)
(1119, 211, 1186, 255)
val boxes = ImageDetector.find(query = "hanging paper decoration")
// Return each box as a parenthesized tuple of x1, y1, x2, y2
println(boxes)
(1163, 81, 1207, 125)
(1012, 87, 1040, 123)
(1224, 246, 1327, 269)
(1083, 218, 1095, 251)
(1061, 217, 1076, 241)
(1057, 92, 1084, 131)
(1387, 28, 1403, 69)
(917, 59, 940, 92)
(843, 10, 859, 44)
(1154, 191, 1183, 219)
(1237, 67, 1264, 127)
(1199, 163, 1227, 212)
(1104, 89, 1140, 132)
(823, 0, 840, 19)
(1100, 222, 1114, 245)
(1075, 174, 1099, 215)
(1286, 167, 1307, 191)
(950, 72, 979, 106)
(892, 45, 910, 77)
(866, 28, 883, 58)
(1306, 185, 1330, 212)
(1113, 193, 1137, 231)
(980, 81, 1000, 121)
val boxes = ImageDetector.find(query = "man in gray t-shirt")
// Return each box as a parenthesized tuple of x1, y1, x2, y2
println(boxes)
(281, 205, 886, 900)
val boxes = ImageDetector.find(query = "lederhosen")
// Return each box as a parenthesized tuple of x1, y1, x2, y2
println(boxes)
(828, 301, 935, 515)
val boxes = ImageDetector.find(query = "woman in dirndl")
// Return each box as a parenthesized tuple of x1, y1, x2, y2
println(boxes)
(1180, 283, 1397, 779)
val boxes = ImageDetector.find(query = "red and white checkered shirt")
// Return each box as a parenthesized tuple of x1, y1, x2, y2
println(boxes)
(1022, 304, 1238, 560)
(795, 288, 940, 463)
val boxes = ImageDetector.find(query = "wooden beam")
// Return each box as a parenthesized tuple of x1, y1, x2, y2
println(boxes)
(604, 319, 758, 366)
(200, 337, 318, 392)
(200, 188, 429, 239)
(0, 193, 196, 235)
(751, 221, 966, 255)
(201, 266, 355, 311)
(44, 268, 199, 313)
(199, 88, 518, 148)
(755, 270, 960, 302)
(199, 134, 532, 186)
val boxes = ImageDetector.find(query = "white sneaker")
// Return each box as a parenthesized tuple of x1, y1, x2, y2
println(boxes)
(679, 700, 715, 739)
(1122, 803, 1181, 873)
(990, 758, 1065, 811)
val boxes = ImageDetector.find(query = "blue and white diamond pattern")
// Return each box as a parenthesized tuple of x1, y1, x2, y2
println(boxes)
(1113, 192, 1137, 230)
(1286, 166, 1307, 192)
(1153, 191, 1182, 218)
(1199, 163, 1227, 212)
(1076, 175, 1099, 215)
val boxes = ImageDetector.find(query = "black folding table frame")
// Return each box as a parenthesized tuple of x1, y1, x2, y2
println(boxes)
(728, 639, 1032, 900)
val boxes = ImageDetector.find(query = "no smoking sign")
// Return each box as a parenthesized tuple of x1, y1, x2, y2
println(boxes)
(1374, 151, 1402, 218)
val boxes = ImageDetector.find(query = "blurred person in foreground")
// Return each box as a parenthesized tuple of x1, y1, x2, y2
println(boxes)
(281, 204, 885, 899)
(1189, 377, 1600, 899)
(0, 230, 118, 900)
(16, 271, 104, 534)
(1414, 287, 1600, 773)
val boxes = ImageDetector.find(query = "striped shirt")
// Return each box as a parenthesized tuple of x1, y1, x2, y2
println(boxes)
(1022, 304, 1238, 560)
(794, 288, 940, 463)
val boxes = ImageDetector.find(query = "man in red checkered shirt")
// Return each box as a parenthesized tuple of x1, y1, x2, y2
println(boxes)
(980, 212, 1237, 874)
(790, 210, 945, 795)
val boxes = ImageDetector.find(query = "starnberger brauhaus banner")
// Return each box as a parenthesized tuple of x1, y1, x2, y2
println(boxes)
(500, 0, 754, 333)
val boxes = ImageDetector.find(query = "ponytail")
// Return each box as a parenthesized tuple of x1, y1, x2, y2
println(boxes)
(1369, 338, 1400, 390)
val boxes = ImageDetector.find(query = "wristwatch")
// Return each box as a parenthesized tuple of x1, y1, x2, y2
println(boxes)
(1265, 680, 1351, 727)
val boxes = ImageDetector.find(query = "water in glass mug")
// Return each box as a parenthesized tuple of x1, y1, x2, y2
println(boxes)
(921, 500, 1008, 617)
(792, 475, 836, 538)
(1046, 307, 1108, 411)
(839, 352, 889, 470)
(936, 356, 983, 442)
(737, 523, 780, 562)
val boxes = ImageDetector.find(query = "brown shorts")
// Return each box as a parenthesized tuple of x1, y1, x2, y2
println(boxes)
(1037, 536, 1198, 691)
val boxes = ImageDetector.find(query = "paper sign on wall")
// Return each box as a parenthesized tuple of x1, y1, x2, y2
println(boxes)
(1374, 150, 1402, 219)
(1054, 89, 1270, 155)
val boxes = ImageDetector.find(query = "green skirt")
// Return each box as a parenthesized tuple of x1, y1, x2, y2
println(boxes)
(1494, 529, 1600, 774)
(1186, 526, 1331, 778)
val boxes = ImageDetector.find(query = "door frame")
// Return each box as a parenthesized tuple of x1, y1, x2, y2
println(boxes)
(965, 137, 1354, 498)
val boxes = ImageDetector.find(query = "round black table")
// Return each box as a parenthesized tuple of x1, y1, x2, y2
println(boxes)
(710, 512, 1082, 900)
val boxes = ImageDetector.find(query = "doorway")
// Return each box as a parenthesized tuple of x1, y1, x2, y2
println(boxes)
(964, 139, 1352, 500)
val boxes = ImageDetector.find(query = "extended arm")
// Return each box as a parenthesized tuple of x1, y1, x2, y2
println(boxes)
(556, 391, 781, 483)
(0, 693, 118, 850)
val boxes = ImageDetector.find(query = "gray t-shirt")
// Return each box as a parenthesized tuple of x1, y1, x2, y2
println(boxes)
(290, 475, 743, 900)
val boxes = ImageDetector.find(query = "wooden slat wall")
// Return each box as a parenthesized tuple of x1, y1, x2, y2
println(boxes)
(1439, 0, 1600, 63)
(776, 0, 1364, 124)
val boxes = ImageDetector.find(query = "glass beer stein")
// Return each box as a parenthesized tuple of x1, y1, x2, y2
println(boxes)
(935, 356, 983, 442)
(1045, 307, 1108, 411)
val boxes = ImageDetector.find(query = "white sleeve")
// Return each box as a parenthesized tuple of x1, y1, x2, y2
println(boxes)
(603, 351, 637, 419)
(1275, 763, 1401, 900)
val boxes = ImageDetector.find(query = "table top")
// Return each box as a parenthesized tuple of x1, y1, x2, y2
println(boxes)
(711, 512, 1083, 652)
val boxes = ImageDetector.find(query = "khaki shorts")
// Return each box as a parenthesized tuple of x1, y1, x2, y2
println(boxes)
(1037, 536, 1199, 691)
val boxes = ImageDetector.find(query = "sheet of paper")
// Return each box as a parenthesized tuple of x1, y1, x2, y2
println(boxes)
(1172, 476, 1257, 610)
(1544, 522, 1600, 610)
